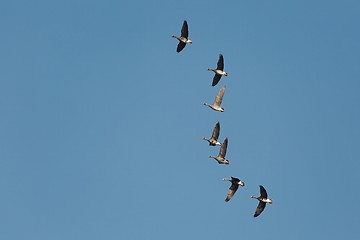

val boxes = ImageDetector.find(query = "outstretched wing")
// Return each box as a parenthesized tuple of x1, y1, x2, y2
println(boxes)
(225, 182, 239, 202)
(211, 121, 220, 141)
(219, 137, 228, 157)
(176, 42, 186, 53)
(259, 185, 268, 198)
(217, 54, 224, 70)
(254, 201, 266, 217)
(212, 74, 222, 87)
(181, 20, 189, 38)
(214, 85, 226, 107)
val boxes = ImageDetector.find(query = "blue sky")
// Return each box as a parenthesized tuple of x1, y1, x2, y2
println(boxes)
(1, 0, 360, 239)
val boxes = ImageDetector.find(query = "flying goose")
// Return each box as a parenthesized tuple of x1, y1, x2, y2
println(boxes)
(208, 137, 229, 164)
(171, 20, 192, 53)
(203, 85, 226, 112)
(251, 185, 273, 217)
(208, 54, 228, 86)
(202, 121, 222, 146)
(223, 176, 245, 202)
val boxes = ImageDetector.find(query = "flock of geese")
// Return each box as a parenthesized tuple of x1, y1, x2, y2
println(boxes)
(172, 20, 273, 218)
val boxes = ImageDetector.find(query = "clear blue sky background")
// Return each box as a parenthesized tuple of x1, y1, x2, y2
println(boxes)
(1, 0, 359, 239)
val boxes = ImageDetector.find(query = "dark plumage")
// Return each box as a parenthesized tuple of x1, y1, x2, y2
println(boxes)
(202, 121, 221, 146)
(223, 177, 245, 202)
(171, 20, 192, 53)
(208, 54, 228, 86)
(208, 137, 229, 164)
(251, 185, 273, 217)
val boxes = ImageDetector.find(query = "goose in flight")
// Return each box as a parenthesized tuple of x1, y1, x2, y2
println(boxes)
(171, 20, 192, 53)
(202, 121, 222, 146)
(208, 137, 229, 164)
(203, 85, 226, 112)
(251, 185, 273, 217)
(223, 177, 245, 202)
(208, 54, 228, 86)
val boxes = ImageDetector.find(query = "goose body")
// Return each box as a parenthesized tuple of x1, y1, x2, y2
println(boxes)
(172, 20, 192, 53)
(223, 176, 245, 202)
(208, 54, 228, 86)
(202, 121, 222, 146)
(208, 137, 229, 164)
(251, 185, 273, 217)
(203, 85, 226, 112)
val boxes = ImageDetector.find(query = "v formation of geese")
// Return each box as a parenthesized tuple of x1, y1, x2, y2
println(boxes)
(172, 20, 273, 218)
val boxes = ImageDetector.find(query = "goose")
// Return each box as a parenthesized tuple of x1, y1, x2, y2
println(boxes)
(208, 54, 228, 86)
(208, 137, 229, 164)
(223, 176, 245, 202)
(202, 121, 222, 146)
(203, 85, 226, 112)
(251, 185, 273, 217)
(171, 20, 192, 53)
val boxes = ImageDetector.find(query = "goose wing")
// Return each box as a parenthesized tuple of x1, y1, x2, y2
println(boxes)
(225, 181, 239, 202)
(176, 42, 186, 53)
(217, 54, 224, 71)
(212, 74, 222, 87)
(214, 85, 226, 107)
(259, 185, 268, 198)
(181, 20, 189, 38)
(211, 121, 220, 141)
(231, 177, 240, 182)
(219, 137, 228, 157)
(254, 201, 266, 217)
